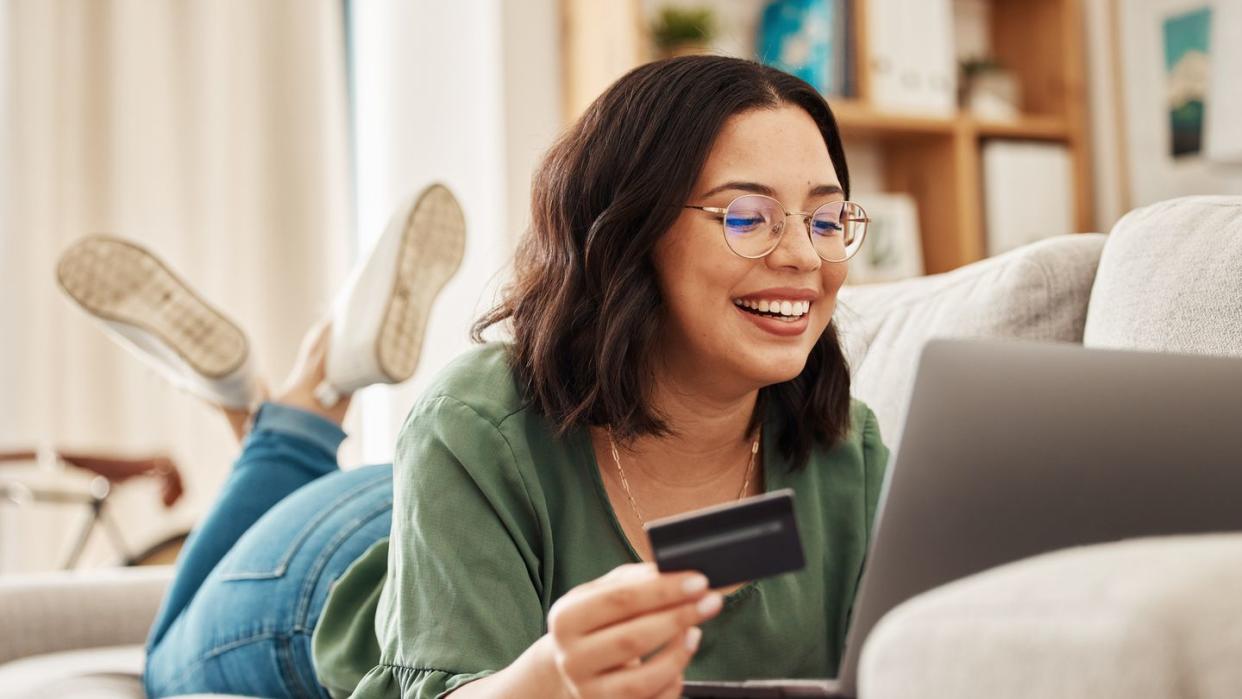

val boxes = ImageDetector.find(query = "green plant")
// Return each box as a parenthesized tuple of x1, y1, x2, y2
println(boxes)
(960, 56, 1003, 79)
(651, 6, 717, 50)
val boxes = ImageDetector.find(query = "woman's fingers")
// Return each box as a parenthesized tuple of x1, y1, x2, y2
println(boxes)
(573, 593, 721, 673)
(586, 625, 701, 698)
(653, 674, 687, 699)
(547, 563, 715, 698)
(549, 567, 710, 640)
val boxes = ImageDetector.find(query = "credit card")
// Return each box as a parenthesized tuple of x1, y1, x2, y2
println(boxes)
(645, 488, 805, 588)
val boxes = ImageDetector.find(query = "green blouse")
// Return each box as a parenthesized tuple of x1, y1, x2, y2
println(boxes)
(311, 343, 889, 699)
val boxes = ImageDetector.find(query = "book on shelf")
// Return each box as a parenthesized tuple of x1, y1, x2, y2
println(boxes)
(982, 141, 1074, 256)
(756, 0, 851, 97)
(865, 0, 956, 115)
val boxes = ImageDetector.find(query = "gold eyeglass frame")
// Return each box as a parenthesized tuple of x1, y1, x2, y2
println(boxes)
(685, 194, 870, 263)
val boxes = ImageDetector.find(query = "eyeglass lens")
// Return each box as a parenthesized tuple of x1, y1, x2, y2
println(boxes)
(722, 195, 865, 261)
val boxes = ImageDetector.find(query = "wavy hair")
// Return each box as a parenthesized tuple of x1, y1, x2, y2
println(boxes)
(472, 55, 853, 470)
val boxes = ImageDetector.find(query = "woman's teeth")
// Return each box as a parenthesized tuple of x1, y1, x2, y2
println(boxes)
(732, 298, 811, 319)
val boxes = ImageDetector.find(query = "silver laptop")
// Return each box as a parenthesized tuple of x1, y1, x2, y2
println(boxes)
(684, 338, 1242, 698)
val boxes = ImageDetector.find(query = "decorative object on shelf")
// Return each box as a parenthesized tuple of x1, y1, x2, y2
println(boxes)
(960, 57, 1020, 120)
(865, 0, 956, 115)
(651, 5, 718, 59)
(757, 0, 849, 96)
(845, 193, 923, 283)
(1118, 0, 1242, 208)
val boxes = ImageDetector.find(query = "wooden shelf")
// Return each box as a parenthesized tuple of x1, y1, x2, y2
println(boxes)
(828, 100, 956, 137)
(562, 0, 1092, 275)
(831, 101, 1072, 142)
(970, 115, 1071, 140)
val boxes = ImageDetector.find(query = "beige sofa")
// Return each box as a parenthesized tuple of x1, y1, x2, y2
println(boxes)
(1, 195, 1239, 698)
(839, 195, 1242, 698)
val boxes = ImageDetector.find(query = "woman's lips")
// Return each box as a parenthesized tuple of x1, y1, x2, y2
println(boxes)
(733, 303, 808, 337)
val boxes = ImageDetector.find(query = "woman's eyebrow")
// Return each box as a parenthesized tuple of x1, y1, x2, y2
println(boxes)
(699, 181, 844, 199)
(808, 184, 845, 198)
(700, 181, 775, 198)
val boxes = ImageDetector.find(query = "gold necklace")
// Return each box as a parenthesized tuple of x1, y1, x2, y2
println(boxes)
(606, 427, 762, 527)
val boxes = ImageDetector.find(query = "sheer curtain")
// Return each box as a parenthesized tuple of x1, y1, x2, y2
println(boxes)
(346, 0, 562, 464)
(0, 0, 350, 571)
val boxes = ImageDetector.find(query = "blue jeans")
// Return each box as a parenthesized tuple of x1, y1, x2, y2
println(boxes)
(142, 402, 393, 698)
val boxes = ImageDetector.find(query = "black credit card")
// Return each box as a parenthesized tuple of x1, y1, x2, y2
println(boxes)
(645, 488, 805, 588)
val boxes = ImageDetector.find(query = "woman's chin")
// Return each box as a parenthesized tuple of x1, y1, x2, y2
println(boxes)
(737, 355, 810, 389)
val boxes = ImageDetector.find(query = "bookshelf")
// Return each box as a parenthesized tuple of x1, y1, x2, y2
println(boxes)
(560, 0, 1094, 275)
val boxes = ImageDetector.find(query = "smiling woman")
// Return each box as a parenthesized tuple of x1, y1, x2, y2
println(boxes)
(336, 56, 889, 699)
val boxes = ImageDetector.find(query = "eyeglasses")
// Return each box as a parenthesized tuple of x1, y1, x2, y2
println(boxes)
(685, 194, 869, 263)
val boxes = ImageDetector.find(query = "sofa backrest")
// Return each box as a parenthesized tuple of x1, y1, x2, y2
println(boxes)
(838, 233, 1107, 446)
(1084, 195, 1242, 358)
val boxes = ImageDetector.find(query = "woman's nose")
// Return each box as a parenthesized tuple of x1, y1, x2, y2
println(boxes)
(767, 216, 821, 270)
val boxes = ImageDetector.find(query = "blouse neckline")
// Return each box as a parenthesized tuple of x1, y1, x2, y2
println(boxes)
(575, 412, 779, 607)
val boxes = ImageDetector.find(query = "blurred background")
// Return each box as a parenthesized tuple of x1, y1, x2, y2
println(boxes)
(0, 0, 1239, 576)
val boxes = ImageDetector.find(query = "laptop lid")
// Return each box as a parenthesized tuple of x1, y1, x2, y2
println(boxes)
(835, 338, 1242, 694)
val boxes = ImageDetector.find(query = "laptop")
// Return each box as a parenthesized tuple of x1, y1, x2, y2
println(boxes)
(683, 338, 1242, 698)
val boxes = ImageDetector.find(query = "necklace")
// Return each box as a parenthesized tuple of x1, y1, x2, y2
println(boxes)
(606, 427, 762, 527)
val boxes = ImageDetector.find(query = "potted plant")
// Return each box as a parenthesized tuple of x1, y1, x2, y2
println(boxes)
(960, 56, 1021, 120)
(651, 6, 717, 59)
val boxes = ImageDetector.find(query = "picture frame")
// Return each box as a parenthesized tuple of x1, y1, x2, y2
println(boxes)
(1115, 0, 1242, 208)
(846, 193, 923, 284)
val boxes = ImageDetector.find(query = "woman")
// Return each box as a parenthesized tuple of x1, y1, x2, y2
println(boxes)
(68, 55, 886, 699)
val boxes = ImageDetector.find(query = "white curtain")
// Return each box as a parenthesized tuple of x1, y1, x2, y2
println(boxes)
(346, 0, 562, 464)
(0, 0, 350, 571)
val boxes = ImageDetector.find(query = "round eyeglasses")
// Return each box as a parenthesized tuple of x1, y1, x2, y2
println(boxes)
(685, 194, 869, 263)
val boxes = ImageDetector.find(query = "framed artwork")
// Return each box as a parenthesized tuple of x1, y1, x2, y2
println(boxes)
(846, 193, 923, 284)
(1116, 0, 1242, 208)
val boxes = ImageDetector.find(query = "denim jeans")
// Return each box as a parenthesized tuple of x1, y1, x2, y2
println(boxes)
(142, 402, 393, 698)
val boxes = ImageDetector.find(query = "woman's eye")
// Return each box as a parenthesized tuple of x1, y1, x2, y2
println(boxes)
(811, 219, 843, 236)
(725, 215, 765, 232)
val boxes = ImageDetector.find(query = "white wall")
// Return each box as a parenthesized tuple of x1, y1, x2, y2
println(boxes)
(345, 0, 562, 466)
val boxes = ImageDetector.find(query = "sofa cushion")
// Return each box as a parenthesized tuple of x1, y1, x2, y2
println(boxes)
(858, 533, 1242, 699)
(0, 565, 173, 665)
(0, 645, 145, 698)
(837, 233, 1106, 444)
(1084, 195, 1242, 358)
(0, 645, 248, 699)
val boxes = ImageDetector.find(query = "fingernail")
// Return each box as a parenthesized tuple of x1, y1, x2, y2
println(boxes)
(696, 592, 722, 617)
(682, 574, 708, 595)
(685, 626, 702, 651)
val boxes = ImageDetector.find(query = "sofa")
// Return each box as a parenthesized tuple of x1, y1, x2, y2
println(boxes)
(839, 195, 1242, 698)
(1, 195, 1239, 698)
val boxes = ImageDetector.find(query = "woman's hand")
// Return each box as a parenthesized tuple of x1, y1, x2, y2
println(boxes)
(547, 562, 724, 699)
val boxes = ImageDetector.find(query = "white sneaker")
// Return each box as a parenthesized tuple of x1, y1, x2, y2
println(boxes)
(313, 183, 466, 407)
(57, 235, 259, 409)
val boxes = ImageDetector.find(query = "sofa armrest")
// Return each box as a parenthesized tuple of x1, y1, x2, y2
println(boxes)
(858, 534, 1242, 699)
(0, 564, 172, 664)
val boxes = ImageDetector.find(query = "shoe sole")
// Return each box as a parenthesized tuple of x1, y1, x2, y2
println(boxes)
(56, 235, 249, 379)
(374, 183, 467, 383)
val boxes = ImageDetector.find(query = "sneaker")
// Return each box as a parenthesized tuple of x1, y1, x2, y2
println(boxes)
(314, 183, 466, 407)
(56, 235, 259, 409)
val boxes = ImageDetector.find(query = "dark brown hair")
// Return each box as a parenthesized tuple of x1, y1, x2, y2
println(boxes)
(472, 55, 853, 470)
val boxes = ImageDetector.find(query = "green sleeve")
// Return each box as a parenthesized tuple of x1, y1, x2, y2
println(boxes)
(313, 538, 388, 698)
(350, 395, 546, 699)
(861, 404, 890, 541)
